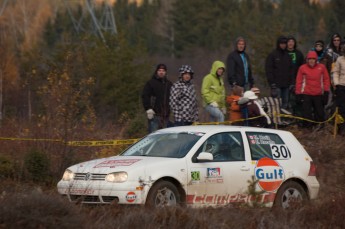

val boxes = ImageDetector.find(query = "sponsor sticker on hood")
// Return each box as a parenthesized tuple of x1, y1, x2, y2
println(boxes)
(94, 159, 141, 168)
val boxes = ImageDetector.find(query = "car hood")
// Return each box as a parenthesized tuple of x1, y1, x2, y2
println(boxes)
(67, 155, 181, 174)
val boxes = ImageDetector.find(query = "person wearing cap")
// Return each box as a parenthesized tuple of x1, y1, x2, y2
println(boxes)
(295, 51, 330, 129)
(201, 60, 226, 122)
(226, 37, 254, 91)
(240, 90, 271, 127)
(142, 63, 173, 133)
(333, 44, 345, 135)
(312, 40, 332, 73)
(169, 65, 198, 126)
(265, 36, 294, 110)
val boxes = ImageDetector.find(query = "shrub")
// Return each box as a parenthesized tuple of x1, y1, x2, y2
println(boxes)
(24, 149, 50, 182)
(0, 155, 15, 179)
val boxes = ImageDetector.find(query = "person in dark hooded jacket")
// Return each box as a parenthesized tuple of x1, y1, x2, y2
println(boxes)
(226, 37, 254, 91)
(286, 35, 304, 116)
(265, 36, 294, 109)
(142, 63, 173, 133)
(286, 35, 304, 84)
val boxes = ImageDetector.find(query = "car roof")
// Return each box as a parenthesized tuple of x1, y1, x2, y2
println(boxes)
(154, 125, 290, 135)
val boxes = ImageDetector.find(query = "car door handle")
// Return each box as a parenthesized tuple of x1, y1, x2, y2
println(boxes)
(240, 166, 250, 171)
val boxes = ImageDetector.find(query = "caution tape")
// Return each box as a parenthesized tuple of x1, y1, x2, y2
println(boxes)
(276, 110, 337, 124)
(67, 139, 139, 146)
(0, 137, 139, 146)
(0, 109, 343, 146)
(0, 137, 61, 142)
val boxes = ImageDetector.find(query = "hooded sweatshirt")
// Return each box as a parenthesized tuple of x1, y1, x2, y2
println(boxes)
(295, 51, 330, 96)
(169, 71, 198, 122)
(265, 36, 294, 87)
(201, 61, 226, 108)
(286, 35, 305, 82)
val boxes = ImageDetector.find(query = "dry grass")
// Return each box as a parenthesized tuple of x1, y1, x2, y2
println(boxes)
(1, 124, 345, 228)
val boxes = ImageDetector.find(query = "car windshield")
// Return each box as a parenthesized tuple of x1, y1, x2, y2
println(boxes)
(121, 132, 203, 158)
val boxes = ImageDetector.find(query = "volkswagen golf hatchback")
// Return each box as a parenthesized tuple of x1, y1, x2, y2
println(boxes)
(57, 125, 319, 208)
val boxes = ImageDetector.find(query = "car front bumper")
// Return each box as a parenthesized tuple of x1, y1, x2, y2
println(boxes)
(57, 180, 147, 204)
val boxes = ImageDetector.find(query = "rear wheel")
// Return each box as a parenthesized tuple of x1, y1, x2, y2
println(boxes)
(274, 181, 308, 208)
(146, 181, 180, 207)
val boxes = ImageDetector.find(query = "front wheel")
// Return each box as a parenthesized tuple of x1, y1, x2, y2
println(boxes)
(274, 181, 308, 209)
(146, 181, 180, 207)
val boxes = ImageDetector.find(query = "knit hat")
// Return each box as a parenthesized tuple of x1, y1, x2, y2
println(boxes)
(156, 63, 167, 71)
(278, 36, 288, 44)
(179, 65, 194, 76)
(314, 40, 324, 47)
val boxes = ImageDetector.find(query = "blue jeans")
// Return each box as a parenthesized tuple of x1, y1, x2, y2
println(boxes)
(205, 105, 224, 122)
(148, 116, 171, 133)
(277, 87, 290, 109)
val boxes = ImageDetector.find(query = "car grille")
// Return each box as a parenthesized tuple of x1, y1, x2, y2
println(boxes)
(69, 195, 118, 203)
(74, 173, 107, 181)
(70, 195, 100, 202)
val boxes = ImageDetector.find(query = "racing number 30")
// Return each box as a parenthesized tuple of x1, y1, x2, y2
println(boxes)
(270, 144, 291, 159)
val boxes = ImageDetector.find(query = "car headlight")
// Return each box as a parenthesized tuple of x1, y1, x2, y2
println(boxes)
(62, 169, 74, 181)
(105, 172, 128, 183)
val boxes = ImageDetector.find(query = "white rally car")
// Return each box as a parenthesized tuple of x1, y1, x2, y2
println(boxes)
(57, 125, 319, 208)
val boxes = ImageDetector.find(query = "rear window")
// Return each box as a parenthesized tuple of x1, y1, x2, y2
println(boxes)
(246, 132, 291, 160)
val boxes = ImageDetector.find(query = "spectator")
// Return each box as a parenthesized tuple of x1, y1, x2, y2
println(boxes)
(326, 33, 342, 107)
(286, 35, 305, 115)
(326, 33, 342, 66)
(201, 61, 226, 122)
(226, 37, 254, 91)
(240, 90, 271, 127)
(142, 63, 173, 133)
(286, 35, 305, 82)
(295, 51, 330, 130)
(170, 65, 198, 126)
(333, 44, 345, 135)
(226, 85, 243, 124)
(265, 36, 294, 110)
(312, 40, 332, 73)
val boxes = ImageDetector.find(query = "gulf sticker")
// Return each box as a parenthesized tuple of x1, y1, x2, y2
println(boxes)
(126, 191, 137, 203)
(94, 159, 141, 168)
(254, 157, 285, 192)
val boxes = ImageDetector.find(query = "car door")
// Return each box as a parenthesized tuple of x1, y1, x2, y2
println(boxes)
(186, 132, 253, 206)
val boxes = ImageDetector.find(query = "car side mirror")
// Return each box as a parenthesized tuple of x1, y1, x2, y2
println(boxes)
(197, 152, 213, 161)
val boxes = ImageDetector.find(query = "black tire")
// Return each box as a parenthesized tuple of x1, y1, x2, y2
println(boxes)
(146, 181, 181, 207)
(274, 181, 308, 209)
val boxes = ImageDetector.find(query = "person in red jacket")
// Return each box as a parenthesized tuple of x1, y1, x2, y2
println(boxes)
(295, 51, 330, 129)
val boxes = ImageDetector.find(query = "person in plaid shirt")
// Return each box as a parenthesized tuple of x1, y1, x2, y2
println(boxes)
(169, 65, 198, 126)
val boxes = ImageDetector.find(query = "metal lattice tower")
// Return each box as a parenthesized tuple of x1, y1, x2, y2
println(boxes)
(63, 0, 117, 44)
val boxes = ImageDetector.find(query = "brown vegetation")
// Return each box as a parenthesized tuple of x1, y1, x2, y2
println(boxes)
(1, 126, 345, 228)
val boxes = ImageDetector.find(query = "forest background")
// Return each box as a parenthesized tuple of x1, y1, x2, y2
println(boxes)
(0, 0, 345, 185)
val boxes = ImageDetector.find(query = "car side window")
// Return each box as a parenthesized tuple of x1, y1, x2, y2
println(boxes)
(192, 132, 245, 162)
(246, 132, 288, 160)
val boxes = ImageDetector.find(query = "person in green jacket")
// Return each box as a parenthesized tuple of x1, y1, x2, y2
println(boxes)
(201, 60, 226, 122)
